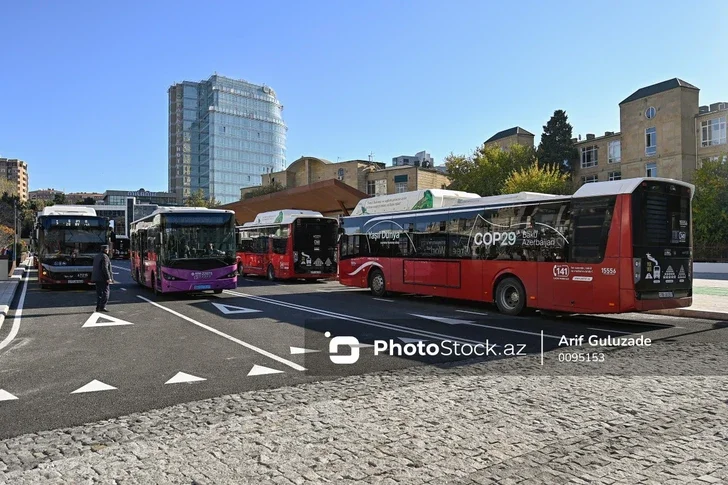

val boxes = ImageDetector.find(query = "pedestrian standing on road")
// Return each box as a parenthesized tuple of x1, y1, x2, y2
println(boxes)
(91, 245, 113, 312)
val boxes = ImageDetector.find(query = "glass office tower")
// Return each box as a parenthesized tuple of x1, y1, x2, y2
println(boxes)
(168, 75, 287, 204)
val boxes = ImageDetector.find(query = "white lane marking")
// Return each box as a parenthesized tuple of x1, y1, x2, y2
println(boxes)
(290, 347, 320, 354)
(410, 314, 562, 340)
(71, 380, 116, 394)
(587, 327, 635, 335)
(82, 313, 134, 327)
(112, 265, 130, 272)
(0, 389, 18, 401)
(120, 288, 127, 291)
(0, 268, 30, 351)
(248, 364, 284, 376)
(456, 310, 489, 316)
(399, 337, 427, 344)
(165, 372, 206, 384)
(137, 296, 306, 371)
(224, 290, 489, 346)
(373, 298, 394, 303)
(211, 302, 261, 315)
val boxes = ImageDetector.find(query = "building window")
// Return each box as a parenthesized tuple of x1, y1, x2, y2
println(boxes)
(608, 140, 621, 163)
(395, 182, 408, 193)
(367, 179, 387, 196)
(608, 171, 621, 181)
(582, 175, 598, 184)
(646, 162, 657, 177)
(645, 127, 657, 156)
(701, 117, 727, 147)
(645, 106, 656, 119)
(337, 168, 344, 181)
(580, 146, 598, 168)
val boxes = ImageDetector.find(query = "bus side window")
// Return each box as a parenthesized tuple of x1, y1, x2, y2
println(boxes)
(569, 196, 616, 264)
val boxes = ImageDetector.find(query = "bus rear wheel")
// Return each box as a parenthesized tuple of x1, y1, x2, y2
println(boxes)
(369, 269, 386, 297)
(495, 277, 526, 316)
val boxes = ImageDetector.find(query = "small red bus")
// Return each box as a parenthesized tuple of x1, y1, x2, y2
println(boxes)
(337, 179, 694, 315)
(236, 210, 338, 281)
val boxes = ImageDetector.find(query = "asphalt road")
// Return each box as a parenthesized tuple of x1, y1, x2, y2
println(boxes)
(0, 260, 725, 439)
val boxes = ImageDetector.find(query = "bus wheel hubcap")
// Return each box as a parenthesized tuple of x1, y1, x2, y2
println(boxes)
(504, 286, 519, 308)
(373, 275, 383, 292)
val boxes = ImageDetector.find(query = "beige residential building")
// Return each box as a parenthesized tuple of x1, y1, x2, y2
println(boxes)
(29, 188, 63, 203)
(0, 158, 29, 201)
(484, 127, 535, 151)
(574, 78, 727, 186)
(241, 156, 451, 199)
(66, 192, 105, 204)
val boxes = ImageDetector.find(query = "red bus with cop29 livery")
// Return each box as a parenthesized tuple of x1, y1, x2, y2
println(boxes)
(337, 179, 694, 315)
(236, 210, 338, 281)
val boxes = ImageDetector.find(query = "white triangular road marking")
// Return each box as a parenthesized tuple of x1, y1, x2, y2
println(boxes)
(247, 365, 284, 376)
(165, 372, 206, 384)
(71, 380, 116, 394)
(211, 303, 261, 315)
(353, 343, 375, 349)
(410, 314, 475, 325)
(0, 389, 18, 401)
(399, 337, 427, 344)
(82, 313, 134, 328)
(290, 347, 320, 355)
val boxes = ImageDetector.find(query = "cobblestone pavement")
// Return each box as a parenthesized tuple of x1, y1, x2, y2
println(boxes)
(1, 340, 727, 484)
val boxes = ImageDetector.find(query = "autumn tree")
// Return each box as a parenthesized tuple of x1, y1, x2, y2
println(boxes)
(0, 179, 16, 197)
(693, 157, 728, 258)
(185, 189, 221, 208)
(502, 161, 573, 195)
(537, 110, 578, 174)
(444, 144, 536, 197)
(242, 182, 285, 200)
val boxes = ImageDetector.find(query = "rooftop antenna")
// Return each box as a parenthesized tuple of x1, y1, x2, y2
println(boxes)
(368, 152, 375, 162)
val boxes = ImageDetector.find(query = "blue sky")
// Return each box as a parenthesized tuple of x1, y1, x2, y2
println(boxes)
(1, 0, 725, 193)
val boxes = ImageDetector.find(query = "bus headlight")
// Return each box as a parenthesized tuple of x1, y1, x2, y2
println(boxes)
(163, 272, 182, 281)
(220, 271, 237, 278)
(633, 258, 641, 284)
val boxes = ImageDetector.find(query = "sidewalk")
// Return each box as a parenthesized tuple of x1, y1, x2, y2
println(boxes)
(650, 277, 728, 320)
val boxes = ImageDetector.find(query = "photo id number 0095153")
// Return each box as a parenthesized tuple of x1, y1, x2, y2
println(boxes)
(558, 352, 606, 363)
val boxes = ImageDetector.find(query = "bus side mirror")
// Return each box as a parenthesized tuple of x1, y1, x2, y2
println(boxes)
(337, 227, 345, 235)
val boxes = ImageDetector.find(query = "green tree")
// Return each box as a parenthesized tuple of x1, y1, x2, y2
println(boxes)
(0, 179, 16, 197)
(185, 189, 221, 208)
(242, 181, 285, 200)
(693, 157, 728, 252)
(444, 144, 535, 196)
(537, 110, 578, 173)
(76, 196, 97, 205)
(503, 161, 572, 195)
(52, 192, 67, 205)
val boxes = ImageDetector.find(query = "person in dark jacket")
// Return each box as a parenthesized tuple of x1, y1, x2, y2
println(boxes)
(91, 245, 113, 312)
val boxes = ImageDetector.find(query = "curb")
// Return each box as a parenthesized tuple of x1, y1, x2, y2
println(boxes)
(0, 259, 31, 331)
(648, 308, 728, 321)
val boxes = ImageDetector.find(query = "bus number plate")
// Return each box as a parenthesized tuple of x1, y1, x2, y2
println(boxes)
(194, 284, 212, 290)
(68, 280, 84, 284)
(658, 291, 673, 298)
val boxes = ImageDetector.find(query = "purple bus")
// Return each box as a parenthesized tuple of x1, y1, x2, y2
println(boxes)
(130, 208, 238, 294)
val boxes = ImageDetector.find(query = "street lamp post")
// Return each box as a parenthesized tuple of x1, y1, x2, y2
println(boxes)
(14, 200, 18, 265)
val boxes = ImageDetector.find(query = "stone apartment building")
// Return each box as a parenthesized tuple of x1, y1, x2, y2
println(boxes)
(0, 157, 29, 201)
(240, 156, 451, 199)
(485, 79, 726, 188)
(484, 127, 535, 151)
(573, 78, 726, 186)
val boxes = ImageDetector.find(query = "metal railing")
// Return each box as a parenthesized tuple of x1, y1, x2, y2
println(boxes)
(694, 244, 728, 263)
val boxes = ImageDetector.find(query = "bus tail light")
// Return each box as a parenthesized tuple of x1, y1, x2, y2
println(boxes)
(633, 258, 642, 284)
(293, 252, 299, 263)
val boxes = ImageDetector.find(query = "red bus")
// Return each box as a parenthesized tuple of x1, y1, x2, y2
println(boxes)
(236, 210, 338, 281)
(337, 178, 694, 315)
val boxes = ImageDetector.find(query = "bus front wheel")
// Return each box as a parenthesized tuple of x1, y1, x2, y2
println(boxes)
(369, 269, 386, 297)
(495, 277, 526, 316)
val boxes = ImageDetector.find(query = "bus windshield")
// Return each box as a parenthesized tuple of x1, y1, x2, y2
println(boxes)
(39, 218, 108, 264)
(162, 213, 236, 265)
